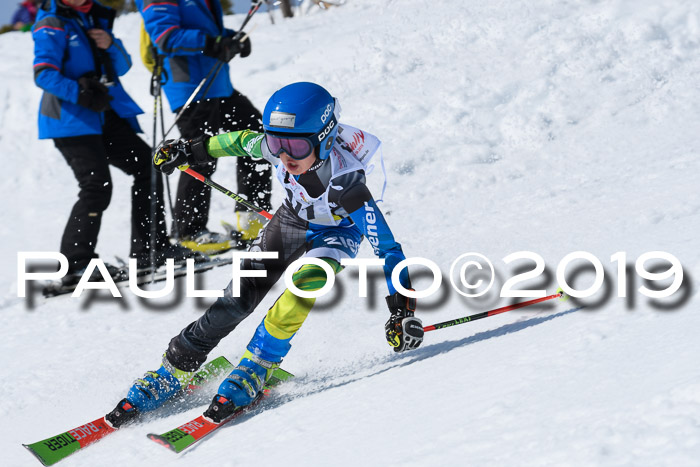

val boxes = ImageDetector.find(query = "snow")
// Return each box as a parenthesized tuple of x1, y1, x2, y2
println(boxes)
(2, 0, 700, 465)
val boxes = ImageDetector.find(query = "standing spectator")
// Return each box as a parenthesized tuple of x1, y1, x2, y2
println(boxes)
(12, 0, 38, 31)
(32, 0, 201, 287)
(136, 0, 273, 254)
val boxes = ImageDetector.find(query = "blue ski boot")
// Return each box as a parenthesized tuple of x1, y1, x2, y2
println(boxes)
(126, 356, 196, 412)
(204, 350, 279, 423)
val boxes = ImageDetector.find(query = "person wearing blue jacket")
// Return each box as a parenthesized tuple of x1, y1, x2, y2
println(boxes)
(136, 0, 272, 252)
(32, 0, 198, 285)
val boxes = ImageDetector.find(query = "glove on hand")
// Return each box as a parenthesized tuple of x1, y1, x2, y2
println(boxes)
(153, 135, 211, 175)
(203, 33, 251, 62)
(385, 291, 424, 352)
(77, 77, 113, 112)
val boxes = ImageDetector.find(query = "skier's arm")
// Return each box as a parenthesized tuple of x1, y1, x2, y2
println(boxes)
(207, 131, 265, 159)
(32, 17, 80, 103)
(153, 131, 266, 175)
(340, 182, 424, 353)
(341, 184, 410, 295)
(139, 0, 208, 56)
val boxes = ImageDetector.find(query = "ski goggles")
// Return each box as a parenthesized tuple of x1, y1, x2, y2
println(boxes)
(265, 112, 338, 160)
(264, 133, 317, 160)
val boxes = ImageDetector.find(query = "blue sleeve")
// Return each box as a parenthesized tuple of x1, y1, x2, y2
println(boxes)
(139, 0, 207, 56)
(13, 8, 32, 24)
(105, 37, 132, 76)
(32, 17, 80, 104)
(348, 198, 410, 295)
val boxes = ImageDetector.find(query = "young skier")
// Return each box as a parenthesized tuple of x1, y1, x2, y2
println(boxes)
(110, 82, 424, 424)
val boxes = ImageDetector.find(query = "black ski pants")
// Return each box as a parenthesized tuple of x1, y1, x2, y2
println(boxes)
(53, 111, 168, 272)
(172, 90, 272, 238)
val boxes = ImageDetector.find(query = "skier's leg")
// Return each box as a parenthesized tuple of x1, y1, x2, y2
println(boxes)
(125, 206, 307, 412)
(206, 259, 341, 415)
(172, 99, 220, 239)
(166, 205, 308, 371)
(101, 111, 169, 258)
(206, 223, 362, 418)
(53, 135, 112, 272)
(223, 91, 272, 241)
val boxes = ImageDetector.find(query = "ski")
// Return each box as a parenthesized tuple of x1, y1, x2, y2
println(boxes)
(147, 367, 294, 454)
(42, 255, 233, 298)
(22, 356, 235, 466)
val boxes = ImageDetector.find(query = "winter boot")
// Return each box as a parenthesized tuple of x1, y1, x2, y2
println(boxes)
(179, 229, 232, 255)
(203, 350, 279, 423)
(222, 211, 266, 249)
(126, 356, 196, 412)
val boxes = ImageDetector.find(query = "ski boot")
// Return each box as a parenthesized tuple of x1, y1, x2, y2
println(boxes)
(203, 350, 279, 423)
(179, 229, 232, 255)
(222, 211, 266, 249)
(125, 356, 196, 412)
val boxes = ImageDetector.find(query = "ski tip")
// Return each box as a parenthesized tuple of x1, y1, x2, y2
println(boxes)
(147, 433, 178, 453)
(22, 444, 50, 466)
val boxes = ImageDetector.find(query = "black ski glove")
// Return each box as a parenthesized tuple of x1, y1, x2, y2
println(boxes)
(203, 33, 251, 62)
(153, 135, 211, 175)
(385, 291, 424, 352)
(77, 77, 113, 112)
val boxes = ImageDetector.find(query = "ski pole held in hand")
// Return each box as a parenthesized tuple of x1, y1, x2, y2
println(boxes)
(423, 291, 565, 332)
(180, 167, 273, 220)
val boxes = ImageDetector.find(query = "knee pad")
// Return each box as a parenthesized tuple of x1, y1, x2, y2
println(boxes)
(291, 259, 341, 292)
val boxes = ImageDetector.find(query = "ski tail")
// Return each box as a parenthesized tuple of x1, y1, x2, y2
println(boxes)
(22, 416, 116, 466)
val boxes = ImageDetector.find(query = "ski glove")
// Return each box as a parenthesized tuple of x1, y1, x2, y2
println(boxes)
(385, 291, 424, 352)
(153, 136, 211, 175)
(77, 77, 113, 113)
(203, 33, 251, 62)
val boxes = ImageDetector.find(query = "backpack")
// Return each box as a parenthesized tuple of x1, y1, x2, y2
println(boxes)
(139, 20, 157, 74)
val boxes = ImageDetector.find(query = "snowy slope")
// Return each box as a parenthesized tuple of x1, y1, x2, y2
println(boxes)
(2, 0, 700, 466)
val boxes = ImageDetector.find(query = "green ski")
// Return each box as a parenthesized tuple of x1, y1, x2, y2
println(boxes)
(147, 367, 293, 453)
(22, 356, 234, 466)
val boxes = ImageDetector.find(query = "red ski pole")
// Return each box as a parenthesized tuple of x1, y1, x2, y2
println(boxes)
(181, 167, 273, 220)
(423, 291, 565, 332)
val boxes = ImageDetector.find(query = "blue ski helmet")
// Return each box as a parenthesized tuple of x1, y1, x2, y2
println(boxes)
(262, 82, 341, 160)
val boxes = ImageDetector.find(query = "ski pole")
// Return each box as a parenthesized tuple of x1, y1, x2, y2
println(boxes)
(148, 73, 162, 278)
(180, 167, 273, 220)
(157, 87, 178, 239)
(161, 62, 223, 143)
(160, 0, 264, 143)
(423, 291, 565, 332)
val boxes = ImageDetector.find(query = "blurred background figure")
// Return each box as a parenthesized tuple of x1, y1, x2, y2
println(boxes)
(12, 0, 38, 31)
(137, 0, 273, 255)
(32, 0, 201, 289)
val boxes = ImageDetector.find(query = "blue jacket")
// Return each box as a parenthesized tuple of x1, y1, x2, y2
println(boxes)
(32, 0, 143, 139)
(136, 0, 235, 112)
